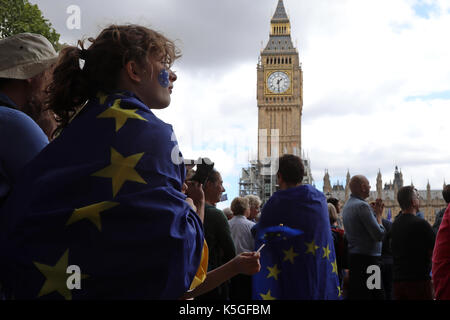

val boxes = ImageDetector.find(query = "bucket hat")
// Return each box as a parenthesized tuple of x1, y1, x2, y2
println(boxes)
(0, 33, 58, 80)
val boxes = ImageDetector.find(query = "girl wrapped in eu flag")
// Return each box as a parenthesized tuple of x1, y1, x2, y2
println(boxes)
(0, 25, 207, 299)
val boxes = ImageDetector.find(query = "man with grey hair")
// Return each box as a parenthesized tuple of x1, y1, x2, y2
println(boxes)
(342, 175, 385, 300)
(245, 194, 261, 222)
(223, 207, 233, 220)
(0, 33, 58, 207)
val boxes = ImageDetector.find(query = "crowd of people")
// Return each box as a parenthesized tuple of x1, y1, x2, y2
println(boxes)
(1, 25, 449, 300)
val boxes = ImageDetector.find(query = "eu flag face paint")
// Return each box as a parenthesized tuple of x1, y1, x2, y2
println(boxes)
(158, 69, 170, 88)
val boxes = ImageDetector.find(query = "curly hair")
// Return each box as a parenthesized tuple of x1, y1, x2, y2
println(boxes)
(245, 195, 261, 209)
(47, 24, 180, 134)
(230, 197, 250, 216)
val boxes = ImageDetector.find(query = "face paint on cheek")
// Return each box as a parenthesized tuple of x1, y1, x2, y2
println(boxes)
(158, 69, 170, 88)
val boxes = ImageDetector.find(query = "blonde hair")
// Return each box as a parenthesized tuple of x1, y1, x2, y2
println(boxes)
(230, 197, 250, 216)
(328, 203, 338, 225)
(245, 194, 261, 209)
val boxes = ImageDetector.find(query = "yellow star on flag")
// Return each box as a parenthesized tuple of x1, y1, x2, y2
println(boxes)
(260, 289, 276, 300)
(33, 250, 88, 300)
(331, 259, 338, 275)
(97, 99, 147, 132)
(66, 201, 120, 231)
(267, 264, 281, 281)
(283, 246, 298, 264)
(92, 148, 147, 197)
(97, 92, 108, 105)
(322, 245, 331, 260)
(305, 240, 319, 256)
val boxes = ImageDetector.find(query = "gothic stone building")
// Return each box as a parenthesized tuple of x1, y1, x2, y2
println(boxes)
(323, 166, 447, 225)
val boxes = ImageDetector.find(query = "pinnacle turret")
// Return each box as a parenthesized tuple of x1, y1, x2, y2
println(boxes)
(272, 0, 289, 22)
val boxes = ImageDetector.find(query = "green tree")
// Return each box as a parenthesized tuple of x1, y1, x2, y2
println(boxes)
(0, 0, 60, 50)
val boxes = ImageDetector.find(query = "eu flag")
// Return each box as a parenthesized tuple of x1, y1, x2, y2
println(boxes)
(0, 91, 205, 299)
(252, 184, 341, 300)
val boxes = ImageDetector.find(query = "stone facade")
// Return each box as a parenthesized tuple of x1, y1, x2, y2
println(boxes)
(323, 167, 447, 225)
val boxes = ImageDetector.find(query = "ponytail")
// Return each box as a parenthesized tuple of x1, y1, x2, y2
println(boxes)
(47, 41, 89, 131)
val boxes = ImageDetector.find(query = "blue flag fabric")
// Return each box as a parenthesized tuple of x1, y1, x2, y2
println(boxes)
(0, 91, 204, 300)
(256, 225, 303, 244)
(387, 208, 392, 222)
(252, 184, 341, 300)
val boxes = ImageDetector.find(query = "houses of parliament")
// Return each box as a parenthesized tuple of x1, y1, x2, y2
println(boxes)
(322, 166, 447, 225)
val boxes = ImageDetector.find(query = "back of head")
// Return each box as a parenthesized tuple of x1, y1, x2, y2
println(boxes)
(327, 197, 339, 208)
(349, 175, 367, 197)
(277, 154, 304, 185)
(443, 184, 450, 204)
(47, 24, 180, 131)
(397, 186, 416, 211)
(328, 203, 338, 225)
(245, 194, 261, 209)
(0, 33, 58, 81)
(222, 207, 233, 219)
(230, 197, 249, 216)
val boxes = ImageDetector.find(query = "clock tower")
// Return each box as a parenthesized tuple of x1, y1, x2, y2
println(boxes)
(257, 0, 303, 160)
(240, 0, 312, 203)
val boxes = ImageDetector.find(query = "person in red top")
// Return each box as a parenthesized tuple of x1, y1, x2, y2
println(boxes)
(432, 204, 450, 299)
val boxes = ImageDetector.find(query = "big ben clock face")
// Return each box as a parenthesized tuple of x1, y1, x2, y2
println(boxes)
(267, 71, 291, 94)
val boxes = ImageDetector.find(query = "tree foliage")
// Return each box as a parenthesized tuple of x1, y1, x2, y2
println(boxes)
(0, 0, 60, 50)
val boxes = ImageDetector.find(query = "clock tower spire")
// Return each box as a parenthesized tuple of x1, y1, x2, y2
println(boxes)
(257, 0, 303, 161)
(271, 0, 291, 36)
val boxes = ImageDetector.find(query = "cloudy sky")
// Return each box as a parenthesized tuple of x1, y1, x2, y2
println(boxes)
(32, 0, 450, 208)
